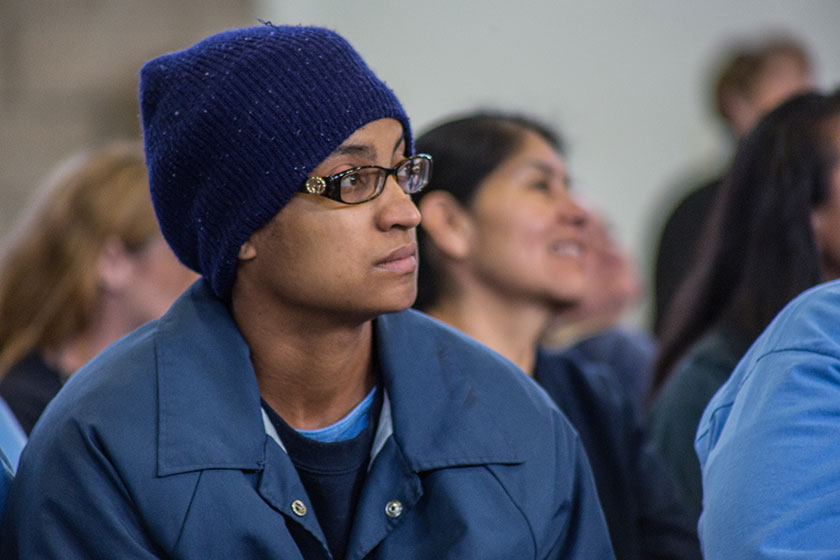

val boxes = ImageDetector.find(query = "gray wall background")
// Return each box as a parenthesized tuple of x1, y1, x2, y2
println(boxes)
(3, 1, 840, 329)
(0, 0, 254, 242)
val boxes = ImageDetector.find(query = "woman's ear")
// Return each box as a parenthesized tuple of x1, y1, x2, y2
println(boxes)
(238, 239, 257, 261)
(418, 191, 473, 260)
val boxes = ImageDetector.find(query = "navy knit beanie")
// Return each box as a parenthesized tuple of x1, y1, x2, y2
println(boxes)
(139, 24, 411, 300)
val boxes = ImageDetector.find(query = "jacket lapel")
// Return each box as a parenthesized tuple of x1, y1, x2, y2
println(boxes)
(154, 280, 266, 476)
(345, 435, 422, 560)
(375, 309, 523, 470)
(343, 310, 526, 558)
(257, 439, 331, 554)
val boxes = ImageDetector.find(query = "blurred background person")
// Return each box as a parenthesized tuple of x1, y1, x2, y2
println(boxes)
(647, 90, 840, 523)
(414, 111, 701, 560)
(544, 201, 656, 411)
(695, 93, 840, 557)
(653, 34, 813, 335)
(0, 141, 198, 434)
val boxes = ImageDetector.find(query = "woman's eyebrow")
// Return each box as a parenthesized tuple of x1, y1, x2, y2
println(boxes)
(330, 144, 376, 159)
(522, 160, 555, 175)
(328, 132, 405, 160)
(522, 160, 571, 187)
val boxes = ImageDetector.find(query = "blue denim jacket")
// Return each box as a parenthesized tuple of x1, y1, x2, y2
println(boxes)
(1, 280, 613, 559)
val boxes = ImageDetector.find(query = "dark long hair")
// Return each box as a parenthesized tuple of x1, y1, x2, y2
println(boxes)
(651, 90, 840, 395)
(412, 111, 563, 311)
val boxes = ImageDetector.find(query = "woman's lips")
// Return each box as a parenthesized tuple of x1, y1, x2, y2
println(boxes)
(376, 244, 418, 274)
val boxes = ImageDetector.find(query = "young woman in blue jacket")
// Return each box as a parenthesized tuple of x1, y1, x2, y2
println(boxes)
(0, 25, 614, 559)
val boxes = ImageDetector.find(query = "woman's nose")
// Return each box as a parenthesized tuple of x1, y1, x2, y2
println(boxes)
(377, 176, 422, 230)
(556, 189, 589, 228)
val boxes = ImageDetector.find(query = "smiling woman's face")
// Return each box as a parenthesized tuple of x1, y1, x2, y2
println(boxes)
(462, 129, 590, 308)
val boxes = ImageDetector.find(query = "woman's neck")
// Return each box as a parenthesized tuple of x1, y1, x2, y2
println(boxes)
(428, 290, 550, 375)
(233, 299, 376, 431)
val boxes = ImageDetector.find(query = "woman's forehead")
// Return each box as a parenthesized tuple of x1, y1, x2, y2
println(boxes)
(327, 118, 406, 161)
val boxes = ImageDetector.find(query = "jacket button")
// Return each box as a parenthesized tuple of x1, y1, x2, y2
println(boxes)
(385, 500, 403, 518)
(291, 500, 307, 517)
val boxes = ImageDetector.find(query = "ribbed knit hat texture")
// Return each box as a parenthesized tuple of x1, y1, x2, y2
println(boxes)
(139, 24, 411, 300)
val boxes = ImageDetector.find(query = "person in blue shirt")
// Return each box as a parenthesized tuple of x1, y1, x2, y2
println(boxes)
(0, 25, 613, 559)
(696, 91, 840, 558)
(697, 280, 840, 557)
(412, 111, 700, 560)
(649, 90, 840, 526)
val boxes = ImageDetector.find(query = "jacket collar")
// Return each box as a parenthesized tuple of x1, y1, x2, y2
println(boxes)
(154, 281, 523, 477)
(375, 310, 523, 470)
(155, 280, 266, 476)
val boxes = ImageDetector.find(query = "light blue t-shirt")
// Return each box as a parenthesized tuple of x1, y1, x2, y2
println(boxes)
(696, 280, 840, 558)
(296, 386, 377, 443)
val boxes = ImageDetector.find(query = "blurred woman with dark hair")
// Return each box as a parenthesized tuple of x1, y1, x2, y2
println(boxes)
(414, 112, 700, 560)
(647, 90, 840, 522)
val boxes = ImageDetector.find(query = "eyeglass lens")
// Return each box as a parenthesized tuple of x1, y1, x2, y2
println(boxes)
(338, 168, 380, 203)
(338, 156, 430, 203)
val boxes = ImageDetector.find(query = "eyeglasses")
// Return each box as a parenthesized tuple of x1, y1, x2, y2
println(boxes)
(302, 154, 432, 204)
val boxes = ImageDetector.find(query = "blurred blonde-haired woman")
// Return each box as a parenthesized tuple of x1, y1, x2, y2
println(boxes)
(0, 141, 197, 434)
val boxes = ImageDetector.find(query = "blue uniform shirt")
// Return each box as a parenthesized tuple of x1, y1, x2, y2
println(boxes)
(697, 280, 840, 558)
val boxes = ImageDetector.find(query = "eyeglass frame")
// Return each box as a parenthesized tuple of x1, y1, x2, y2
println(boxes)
(301, 153, 433, 205)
